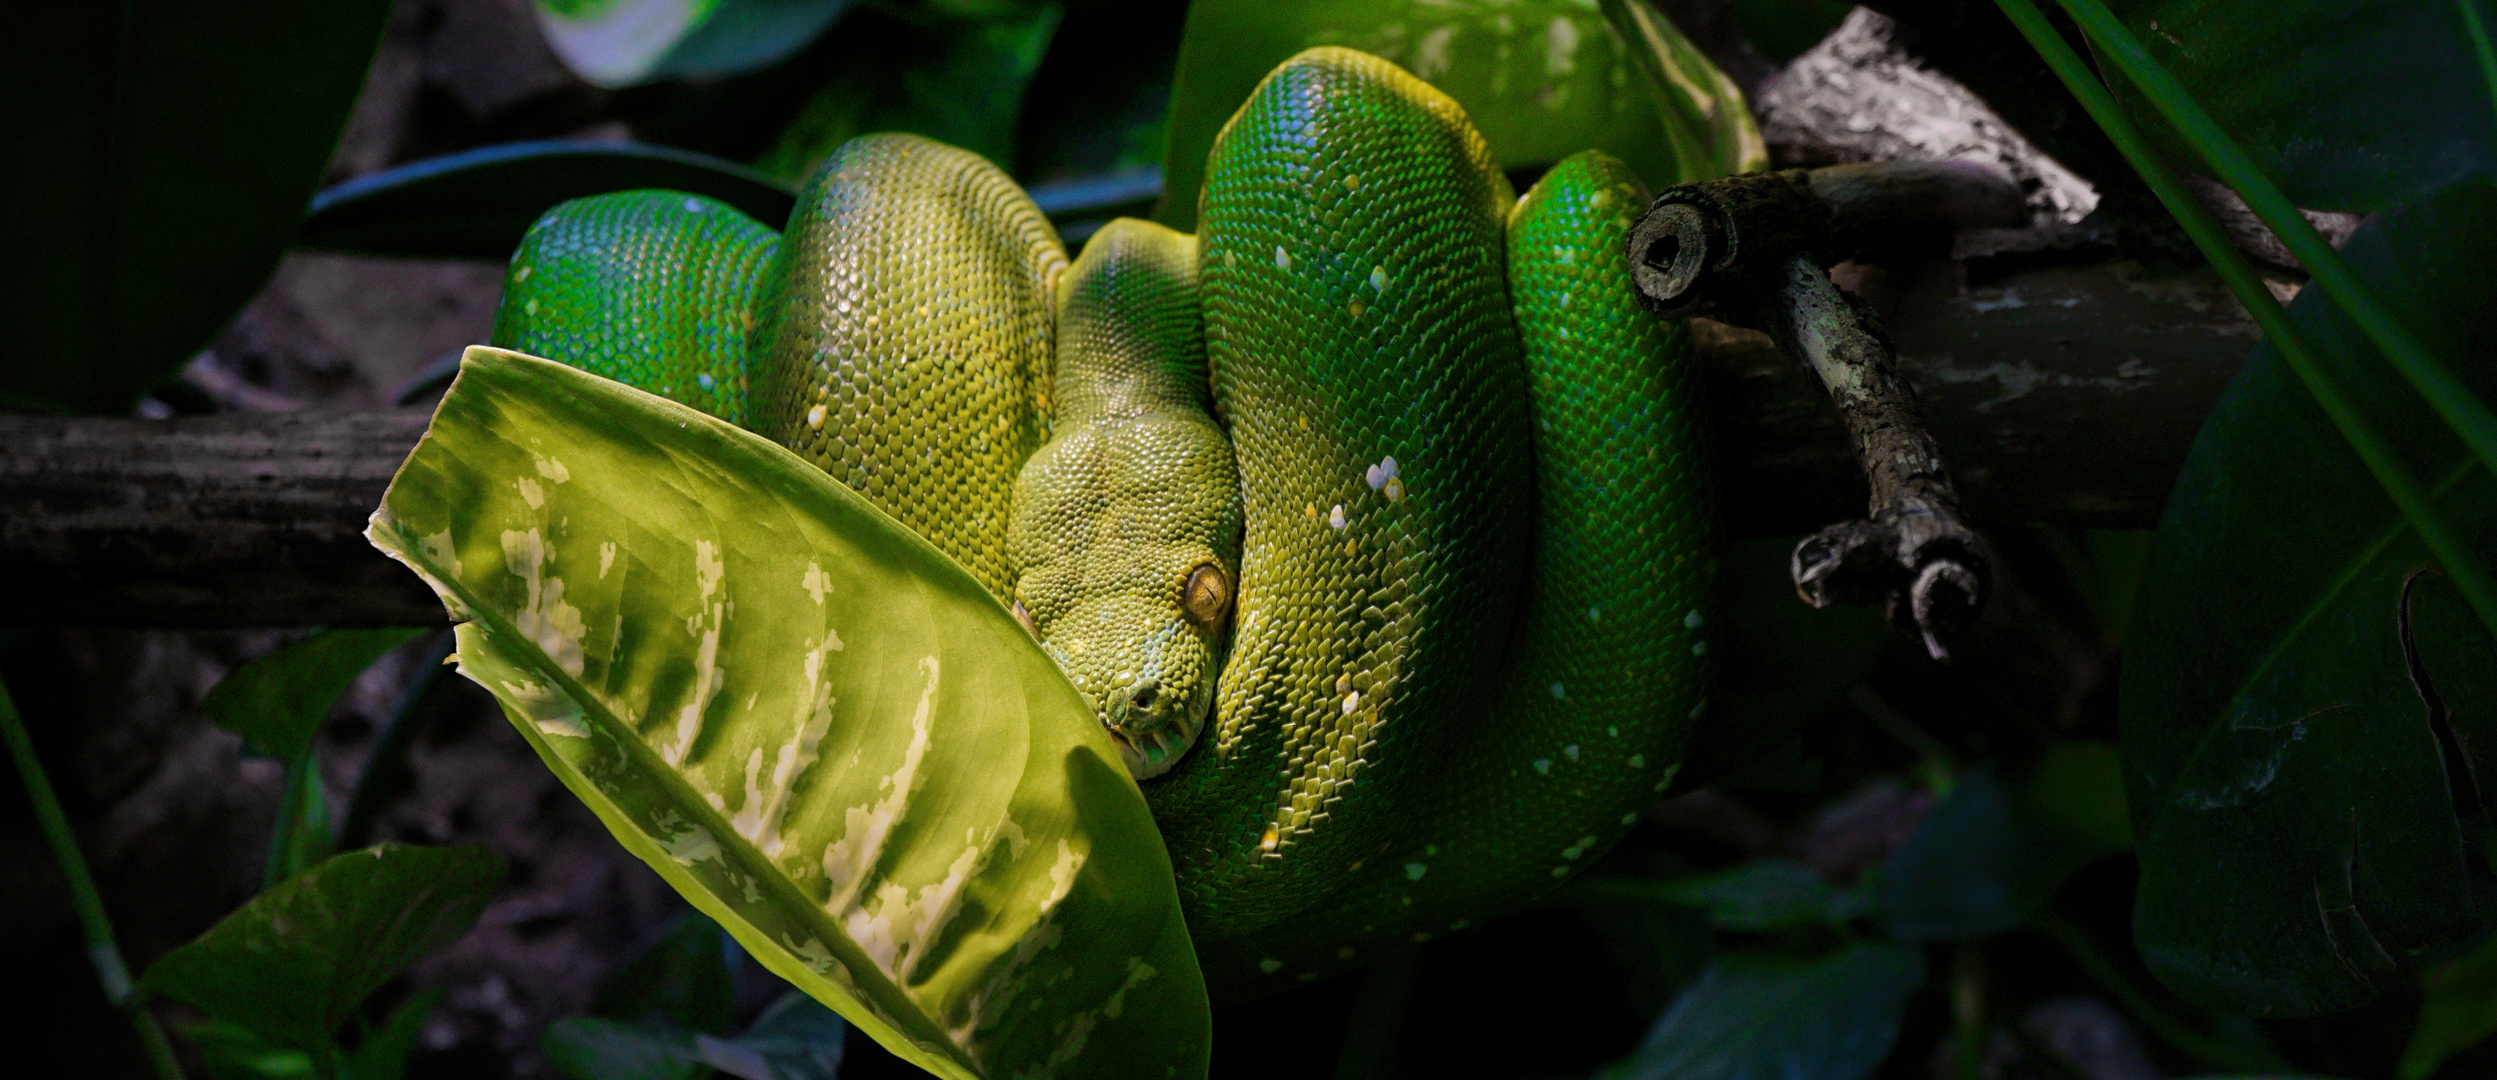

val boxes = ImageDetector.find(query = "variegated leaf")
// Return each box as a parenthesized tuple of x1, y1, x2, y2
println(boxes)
(367, 346, 1209, 1080)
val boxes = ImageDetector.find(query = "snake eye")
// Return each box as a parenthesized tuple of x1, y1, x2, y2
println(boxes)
(1182, 563, 1232, 626)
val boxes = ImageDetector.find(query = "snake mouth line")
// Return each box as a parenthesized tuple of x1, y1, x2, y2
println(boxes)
(1105, 720, 1199, 780)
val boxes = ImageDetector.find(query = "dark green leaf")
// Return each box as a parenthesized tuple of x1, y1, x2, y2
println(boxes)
(1597, 0, 1768, 180)
(1882, 750, 2132, 943)
(181, 1020, 314, 1080)
(2022, 740, 2132, 859)
(711, 991, 848, 1080)
(205, 629, 423, 763)
(268, 755, 337, 888)
(1727, 0, 1852, 62)
(366, 347, 1209, 1079)
(2402, 931, 2497, 1080)
(753, 4, 1063, 183)
(1657, 860, 1871, 932)
(142, 844, 506, 1057)
(1603, 941, 1925, 1080)
(2123, 180, 2497, 1016)
(546, 992, 847, 1080)
(1012, 0, 1186, 183)
(299, 142, 798, 260)
(544, 1017, 706, 1080)
(1880, 769, 2028, 941)
(534, 0, 857, 88)
(2, 0, 391, 414)
(1155, 0, 1764, 231)
(342, 989, 443, 1080)
(591, 910, 741, 1035)
(2100, 0, 2495, 211)
(1560, 847, 1721, 1018)
(2037, 527, 2157, 645)
(1674, 537, 1891, 791)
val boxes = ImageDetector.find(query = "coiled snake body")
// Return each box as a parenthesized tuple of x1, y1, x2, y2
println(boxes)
(494, 47, 1714, 990)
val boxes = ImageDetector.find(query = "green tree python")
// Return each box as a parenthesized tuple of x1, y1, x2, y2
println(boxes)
(492, 47, 1713, 993)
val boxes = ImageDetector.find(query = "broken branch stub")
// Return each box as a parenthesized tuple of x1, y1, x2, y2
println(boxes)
(1628, 161, 2022, 657)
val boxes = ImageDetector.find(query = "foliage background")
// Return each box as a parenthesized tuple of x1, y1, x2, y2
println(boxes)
(2, 0, 2494, 1077)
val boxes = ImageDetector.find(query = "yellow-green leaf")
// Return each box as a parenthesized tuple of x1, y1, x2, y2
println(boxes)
(366, 347, 1208, 1080)
(1154, 0, 1765, 232)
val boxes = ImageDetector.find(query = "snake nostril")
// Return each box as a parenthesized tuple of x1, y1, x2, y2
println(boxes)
(1129, 678, 1159, 708)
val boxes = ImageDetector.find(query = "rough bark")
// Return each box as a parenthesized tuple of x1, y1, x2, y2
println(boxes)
(0, 253, 2254, 627)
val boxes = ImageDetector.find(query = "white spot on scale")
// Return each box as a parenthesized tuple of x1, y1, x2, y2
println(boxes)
(1563, 745, 1580, 761)
(1548, 681, 1566, 700)
(683, 197, 704, 213)
(1588, 605, 1600, 623)
(1684, 609, 1704, 628)
(517, 477, 544, 508)
(1532, 758, 1551, 775)
(1370, 265, 1389, 292)
(806, 403, 828, 429)
(1404, 862, 1427, 880)
(1629, 754, 1645, 768)
(697, 373, 716, 390)
(534, 455, 571, 483)
(1692, 641, 1708, 656)
(1341, 690, 1360, 715)
(524, 298, 538, 316)
(1274, 246, 1292, 270)
(1328, 504, 1347, 530)
(1364, 456, 1399, 490)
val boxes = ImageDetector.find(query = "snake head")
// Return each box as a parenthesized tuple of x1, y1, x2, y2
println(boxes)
(1016, 559, 1232, 779)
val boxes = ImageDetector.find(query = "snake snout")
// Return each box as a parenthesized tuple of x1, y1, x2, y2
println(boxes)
(1106, 676, 1167, 731)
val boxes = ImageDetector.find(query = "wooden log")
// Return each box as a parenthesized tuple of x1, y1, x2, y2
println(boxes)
(0, 254, 2253, 626)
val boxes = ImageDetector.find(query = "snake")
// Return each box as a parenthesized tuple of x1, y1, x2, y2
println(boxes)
(491, 46, 1714, 994)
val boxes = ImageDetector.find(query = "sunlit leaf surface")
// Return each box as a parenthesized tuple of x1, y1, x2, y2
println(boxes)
(368, 347, 1208, 1079)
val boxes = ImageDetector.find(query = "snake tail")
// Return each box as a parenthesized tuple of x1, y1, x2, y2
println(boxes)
(1198, 149, 1717, 992)
(491, 189, 780, 428)
(755, 133, 1069, 601)
(1009, 218, 1244, 780)
(1147, 46, 1539, 939)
